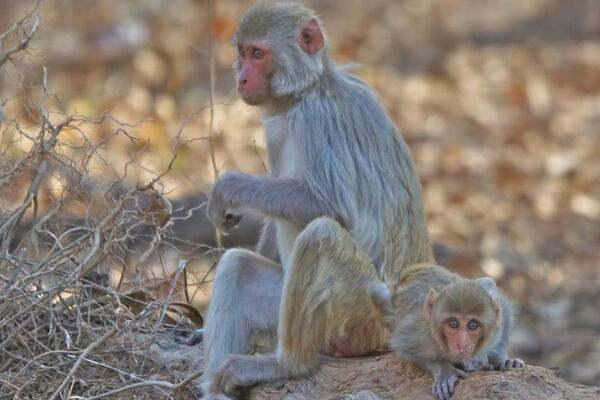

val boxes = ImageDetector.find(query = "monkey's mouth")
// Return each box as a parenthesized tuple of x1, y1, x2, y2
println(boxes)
(446, 346, 476, 362)
(240, 92, 267, 106)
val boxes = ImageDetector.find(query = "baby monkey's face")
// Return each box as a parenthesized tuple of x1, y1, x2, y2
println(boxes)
(424, 280, 501, 362)
(438, 314, 482, 360)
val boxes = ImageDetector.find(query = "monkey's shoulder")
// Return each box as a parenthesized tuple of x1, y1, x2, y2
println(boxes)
(295, 72, 386, 116)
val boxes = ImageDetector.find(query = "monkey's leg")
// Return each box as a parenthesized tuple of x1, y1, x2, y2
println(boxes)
(211, 217, 388, 396)
(202, 249, 282, 391)
(186, 221, 281, 348)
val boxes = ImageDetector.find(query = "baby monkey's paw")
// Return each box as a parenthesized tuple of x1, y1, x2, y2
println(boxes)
(489, 356, 525, 371)
(458, 358, 487, 372)
(432, 365, 467, 400)
(500, 357, 525, 370)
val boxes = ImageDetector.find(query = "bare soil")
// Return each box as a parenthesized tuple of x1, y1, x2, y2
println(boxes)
(150, 340, 599, 400)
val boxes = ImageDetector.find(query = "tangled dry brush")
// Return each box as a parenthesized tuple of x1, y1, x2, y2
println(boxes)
(0, 8, 211, 400)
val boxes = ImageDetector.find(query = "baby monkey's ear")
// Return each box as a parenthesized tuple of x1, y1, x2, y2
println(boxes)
(423, 288, 439, 320)
(477, 277, 498, 297)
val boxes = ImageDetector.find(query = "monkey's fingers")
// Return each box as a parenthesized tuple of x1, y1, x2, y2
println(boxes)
(185, 328, 203, 346)
(433, 380, 450, 400)
(211, 367, 228, 393)
(433, 376, 459, 400)
(504, 358, 525, 369)
(514, 358, 525, 368)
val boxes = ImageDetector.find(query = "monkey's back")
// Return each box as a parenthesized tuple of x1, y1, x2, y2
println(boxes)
(292, 69, 434, 284)
(394, 263, 460, 311)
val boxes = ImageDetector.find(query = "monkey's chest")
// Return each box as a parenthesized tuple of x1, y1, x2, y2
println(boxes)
(275, 220, 302, 266)
(266, 116, 305, 265)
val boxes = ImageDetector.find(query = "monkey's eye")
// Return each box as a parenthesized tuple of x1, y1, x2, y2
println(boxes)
(467, 319, 479, 330)
(448, 318, 459, 329)
(252, 47, 264, 59)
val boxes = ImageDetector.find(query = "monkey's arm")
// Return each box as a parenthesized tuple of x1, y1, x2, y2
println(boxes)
(208, 171, 340, 226)
(255, 219, 281, 262)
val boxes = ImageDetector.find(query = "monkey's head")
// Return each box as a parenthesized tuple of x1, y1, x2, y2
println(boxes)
(232, 3, 327, 105)
(423, 278, 502, 362)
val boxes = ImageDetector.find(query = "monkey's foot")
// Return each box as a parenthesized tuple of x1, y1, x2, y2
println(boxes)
(203, 394, 236, 400)
(211, 354, 290, 396)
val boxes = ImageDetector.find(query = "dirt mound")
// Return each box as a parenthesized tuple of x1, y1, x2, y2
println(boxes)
(249, 352, 598, 400)
(152, 341, 598, 400)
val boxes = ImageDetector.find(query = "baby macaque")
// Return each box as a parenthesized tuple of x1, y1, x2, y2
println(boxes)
(383, 263, 524, 400)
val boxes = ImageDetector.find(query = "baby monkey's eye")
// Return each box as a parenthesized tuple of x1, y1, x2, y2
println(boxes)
(448, 318, 459, 329)
(252, 47, 264, 59)
(467, 319, 479, 330)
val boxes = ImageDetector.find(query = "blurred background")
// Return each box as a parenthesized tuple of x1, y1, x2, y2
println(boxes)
(1, 0, 599, 388)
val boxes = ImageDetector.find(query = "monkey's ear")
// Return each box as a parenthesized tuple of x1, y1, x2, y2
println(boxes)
(299, 18, 324, 54)
(476, 277, 497, 297)
(423, 288, 439, 320)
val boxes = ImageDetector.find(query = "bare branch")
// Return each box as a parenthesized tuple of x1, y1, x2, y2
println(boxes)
(49, 326, 119, 400)
(0, 15, 39, 69)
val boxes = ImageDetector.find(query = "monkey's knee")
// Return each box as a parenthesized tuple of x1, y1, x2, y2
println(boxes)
(296, 217, 347, 250)
(214, 248, 256, 285)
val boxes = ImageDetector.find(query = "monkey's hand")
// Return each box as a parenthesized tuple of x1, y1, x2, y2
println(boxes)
(487, 354, 525, 371)
(425, 361, 467, 400)
(207, 172, 243, 233)
(459, 357, 488, 372)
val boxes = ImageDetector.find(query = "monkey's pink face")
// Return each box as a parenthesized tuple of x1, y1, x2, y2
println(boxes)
(236, 43, 273, 105)
(440, 315, 481, 360)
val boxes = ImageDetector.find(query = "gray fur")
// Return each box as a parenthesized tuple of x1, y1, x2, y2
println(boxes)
(391, 265, 459, 363)
(391, 264, 524, 400)
(255, 219, 280, 262)
(203, 3, 433, 397)
(206, 218, 389, 398)
(476, 282, 518, 370)
(476, 277, 497, 295)
(215, 3, 432, 281)
(202, 249, 282, 389)
(391, 264, 518, 366)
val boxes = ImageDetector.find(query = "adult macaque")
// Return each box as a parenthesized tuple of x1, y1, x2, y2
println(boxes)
(385, 263, 525, 400)
(201, 3, 433, 398)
